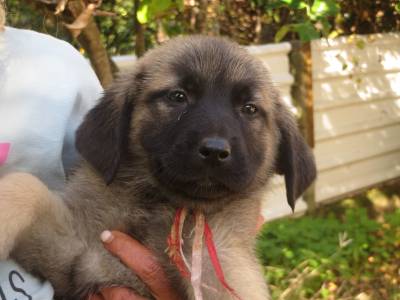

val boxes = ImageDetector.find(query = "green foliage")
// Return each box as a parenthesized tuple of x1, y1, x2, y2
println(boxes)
(97, 0, 184, 55)
(256, 206, 400, 299)
(258, 208, 377, 270)
(97, 1, 136, 55)
(5, 0, 400, 57)
(254, 0, 339, 42)
(5, 0, 63, 36)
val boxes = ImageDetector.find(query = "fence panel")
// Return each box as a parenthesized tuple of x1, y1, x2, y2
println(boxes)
(312, 33, 400, 204)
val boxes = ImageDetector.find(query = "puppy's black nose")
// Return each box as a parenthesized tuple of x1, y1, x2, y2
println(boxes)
(198, 137, 231, 163)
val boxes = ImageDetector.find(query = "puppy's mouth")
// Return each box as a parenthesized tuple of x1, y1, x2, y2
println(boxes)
(170, 179, 231, 200)
(152, 160, 233, 201)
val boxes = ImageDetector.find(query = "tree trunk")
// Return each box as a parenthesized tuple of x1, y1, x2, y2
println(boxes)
(290, 41, 316, 212)
(195, 0, 207, 34)
(134, 0, 145, 57)
(0, 0, 5, 31)
(67, 1, 114, 88)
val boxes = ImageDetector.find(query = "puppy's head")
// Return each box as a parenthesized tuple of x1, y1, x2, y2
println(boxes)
(76, 36, 316, 210)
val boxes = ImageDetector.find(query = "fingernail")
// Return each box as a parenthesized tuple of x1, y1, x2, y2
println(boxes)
(100, 230, 114, 243)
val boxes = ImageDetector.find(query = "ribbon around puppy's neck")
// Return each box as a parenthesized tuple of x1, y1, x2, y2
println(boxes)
(166, 208, 243, 300)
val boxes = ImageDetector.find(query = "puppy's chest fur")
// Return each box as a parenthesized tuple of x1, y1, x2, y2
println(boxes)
(12, 167, 264, 299)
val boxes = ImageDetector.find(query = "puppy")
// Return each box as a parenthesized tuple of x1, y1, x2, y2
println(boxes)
(0, 36, 316, 299)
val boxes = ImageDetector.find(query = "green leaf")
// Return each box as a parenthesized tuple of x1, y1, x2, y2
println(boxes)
(137, 0, 182, 24)
(293, 22, 320, 41)
(320, 287, 330, 298)
(310, 0, 339, 22)
(355, 39, 366, 50)
(275, 24, 291, 42)
(311, 0, 339, 19)
(175, 0, 184, 10)
(137, 3, 149, 24)
(281, 0, 308, 9)
(396, 2, 400, 13)
(260, 0, 308, 9)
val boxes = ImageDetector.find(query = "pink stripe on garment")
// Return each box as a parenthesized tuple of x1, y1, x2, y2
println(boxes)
(0, 143, 11, 166)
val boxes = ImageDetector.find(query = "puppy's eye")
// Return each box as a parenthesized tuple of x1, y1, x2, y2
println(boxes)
(167, 90, 187, 103)
(241, 103, 258, 115)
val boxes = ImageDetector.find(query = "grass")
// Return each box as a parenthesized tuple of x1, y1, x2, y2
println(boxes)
(256, 182, 400, 300)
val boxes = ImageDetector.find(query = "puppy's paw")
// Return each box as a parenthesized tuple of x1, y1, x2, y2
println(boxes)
(0, 172, 53, 259)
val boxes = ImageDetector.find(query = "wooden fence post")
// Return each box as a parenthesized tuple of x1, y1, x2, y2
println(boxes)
(290, 41, 316, 212)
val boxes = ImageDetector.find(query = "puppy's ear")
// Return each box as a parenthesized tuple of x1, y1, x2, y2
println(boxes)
(275, 103, 317, 211)
(76, 79, 136, 184)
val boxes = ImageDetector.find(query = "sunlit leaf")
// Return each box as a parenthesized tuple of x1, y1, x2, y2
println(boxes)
(395, 2, 400, 13)
(137, 0, 182, 24)
(275, 24, 291, 42)
(137, 3, 149, 24)
(311, 0, 339, 18)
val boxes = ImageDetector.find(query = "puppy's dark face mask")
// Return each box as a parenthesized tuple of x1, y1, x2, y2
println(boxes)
(139, 59, 271, 201)
(76, 36, 316, 210)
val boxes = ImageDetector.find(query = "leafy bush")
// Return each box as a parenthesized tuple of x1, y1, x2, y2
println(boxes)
(257, 203, 400, 299)
(5, 0, 400, 56)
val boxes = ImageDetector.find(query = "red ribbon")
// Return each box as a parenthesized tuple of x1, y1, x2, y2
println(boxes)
(203, 222, 243, 300)
(166, 208, 190, 278)
(167, 209, 243, 300)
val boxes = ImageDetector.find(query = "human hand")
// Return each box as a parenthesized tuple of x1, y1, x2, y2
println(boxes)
(89, 230, 181, 300)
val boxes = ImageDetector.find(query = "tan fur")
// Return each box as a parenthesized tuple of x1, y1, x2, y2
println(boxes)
(0, 173, 52, 259)
(202, 190, 271, 299)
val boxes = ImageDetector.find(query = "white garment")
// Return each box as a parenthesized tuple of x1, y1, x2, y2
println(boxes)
(0, 26, 103, 300)
(0, 26, 102, 190)
(0, 260, 54, 300)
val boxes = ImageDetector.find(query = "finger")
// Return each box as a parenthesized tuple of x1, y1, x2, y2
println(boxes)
(100, 287, 147, 300)
(100, 230, 180, 300)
